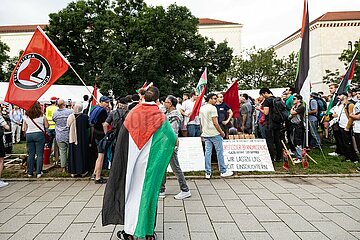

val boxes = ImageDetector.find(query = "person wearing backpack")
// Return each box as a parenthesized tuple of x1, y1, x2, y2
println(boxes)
(259, 88, 284, 162)
(308, 93, 321, 148)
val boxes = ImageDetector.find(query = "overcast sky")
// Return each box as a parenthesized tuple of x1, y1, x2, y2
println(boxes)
(1, 0, 360, 49)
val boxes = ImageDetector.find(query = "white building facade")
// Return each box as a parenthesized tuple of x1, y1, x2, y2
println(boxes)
(274, 11, 360, 94)
(0, 18, 242, 58)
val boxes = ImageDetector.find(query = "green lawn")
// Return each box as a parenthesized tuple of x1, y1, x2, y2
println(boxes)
(2, 140, 359, 179)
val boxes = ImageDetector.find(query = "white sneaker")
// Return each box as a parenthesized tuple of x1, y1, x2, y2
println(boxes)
(0, 180, 9, 188)
(159, 192, 166, 198)
(220, 170, 234, 177)
(328, 152, 339, 157)
(174, 191, 191, 200)
(293, 158, 302, 164)
(205, 173, 211, 179)
(37, 173, 43, 178)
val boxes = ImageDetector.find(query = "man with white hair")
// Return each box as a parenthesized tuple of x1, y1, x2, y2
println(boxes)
(52, 99, 73, 172)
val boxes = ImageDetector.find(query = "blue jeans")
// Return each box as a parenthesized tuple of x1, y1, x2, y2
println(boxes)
(26, 132, 45, 175)
(47, 129, 56, 152)
(309, 120, 321, 148)
(204, 135, 227, 174)
(187, 124, 201, 137)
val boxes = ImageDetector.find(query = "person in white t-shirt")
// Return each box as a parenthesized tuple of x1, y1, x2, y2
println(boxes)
(180, 91, 201, 137)
(199, 93, 233, 179)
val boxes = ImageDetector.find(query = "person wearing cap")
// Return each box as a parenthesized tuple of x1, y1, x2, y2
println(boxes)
(335, 92, 359, 163)
(308, 92, 321, 148)
(90, 95, 111, 184)
(45, 97, 59, 160)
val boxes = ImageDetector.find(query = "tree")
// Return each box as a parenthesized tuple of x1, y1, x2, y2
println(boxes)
(0, 40, 10, 82)
(227, 47, 297, 90)
(46, 0, 233, 97)
(323, 39, 360, 86)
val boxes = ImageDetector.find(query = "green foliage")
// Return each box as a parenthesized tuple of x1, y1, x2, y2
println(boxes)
(46, 0, 233, 97)
(0, 40, 10, 82)
(323, 38, 360, 85)
(227, 47, 297, 90)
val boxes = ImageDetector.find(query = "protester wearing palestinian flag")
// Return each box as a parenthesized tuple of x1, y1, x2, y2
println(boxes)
(102, 87, 177, 240)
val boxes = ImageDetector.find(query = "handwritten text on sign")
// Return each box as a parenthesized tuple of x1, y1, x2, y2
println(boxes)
(223, 139, 274, 172)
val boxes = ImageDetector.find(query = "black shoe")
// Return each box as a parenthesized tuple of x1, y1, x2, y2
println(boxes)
(146, 233, 157, 240)
(117, 230, 134, 240)
(94, 178, 107, 184)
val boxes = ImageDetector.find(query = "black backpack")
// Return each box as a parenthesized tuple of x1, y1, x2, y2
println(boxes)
(271, 97, 288, 124)
(310, 98, 326, 121)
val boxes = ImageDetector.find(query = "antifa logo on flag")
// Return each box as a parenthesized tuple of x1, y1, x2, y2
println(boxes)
(13, 53, 51, 90)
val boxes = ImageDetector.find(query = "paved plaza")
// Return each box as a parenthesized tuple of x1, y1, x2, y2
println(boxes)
(1, 177, 360, 239)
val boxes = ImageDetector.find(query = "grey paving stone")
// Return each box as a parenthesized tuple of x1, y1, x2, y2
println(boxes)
(242, 232, 272, 240)
(164, 206, 186, 222)
(59, 223, 92, 240)
(311, 221, 357, 240)
(85, 232, 113, 240)
(238, 194, 265, 206)
(211, 179, 230, 190)
(51, 181, 75, 192)
(334, 205, 360, 221)
(213, 222, 244, 240)
(195, 179, 212, 186)
(277, 213, 317, 231)
(272, 178, 301, 189)
(164, 222, 190, 240)
(258, 180, 289, 194)
(61, 186, 84, 196)
(89, 213, 115, 233)
(1, 191, 29, 203)
(216, 189, 238, 200)
(320, 177, 342, 184)
(290, 188, 316, 199)
(59, 201, 87, 215)
(36, 191, 61, 202)
(314, 193, 348, 206)
(303, 178, 333, 189)
(206, 207, 233, 222)
(350, 231, 360, 239)
(34, 233, 61, 240)
(47, 195, 73, 208)
(184, 200, 206, 214)
(223, 199, 250, 214)
(248, 206, 280, 222)
(241, 180, 265, 189)
(155, 213, 163, 232)
(201, 194, 224, 207)
(298, 182, 327, 194)
(40, 181, 60, 188)
(190, 232, 217, 240)
(157, 199, 164, 214)
(8, 223, 45, 240)
(81, 182, 101, 192)
(324, 213, 360, 231)
(187, 214, 212, 232)
(18, 201, 49, 216)
(164, 195, 183, 207)
(0, 215, 32, 233)
(197, 185, 217, 195)
(295, 231, 329, 240)
(343, 198, 360, 209)
(42, 215, 76, 233)
(72, 191, 96, 202)
(337, 179, 360, 190)
(29, 208, 62, 223)
(0, 233, 12, 240)
(26, 187, 52, 197)
(85, 196, 103, 208)
(262, 222, 301, 240)
(324, 187, 356, 199)
(74, 207, 101, 223)
(0, 208, 21, 223)
(8, 196, 38, 209)
(275, 193, 306, 206)
(229, 182, 252, 194)
(184, 189, 201, 201)
(304, 199, 339, 213)
(290, 205, 328, 221)
(333, 184, 360, 193)
(232, 213, 264, 231)
(252, 188, 278, 200)
(0, 202, 11, 212)
(263, 199, 294, 214)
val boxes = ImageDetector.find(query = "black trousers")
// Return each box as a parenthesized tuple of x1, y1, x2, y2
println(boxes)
(332, 126, 343, 155)
(338, 128, 359, 162)
(265, 124, 283, 161)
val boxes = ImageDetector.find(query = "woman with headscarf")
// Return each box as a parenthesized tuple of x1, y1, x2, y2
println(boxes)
(67, 102, 90, 177)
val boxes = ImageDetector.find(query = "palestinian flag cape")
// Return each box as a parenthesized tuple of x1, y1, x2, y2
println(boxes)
(102, 103, 176, 238)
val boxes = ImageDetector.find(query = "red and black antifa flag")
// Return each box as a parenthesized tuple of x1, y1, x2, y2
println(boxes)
(5, 26, 69, 110)
(295, 0, 310, 105)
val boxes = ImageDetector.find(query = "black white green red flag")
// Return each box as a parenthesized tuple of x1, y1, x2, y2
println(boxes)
(102, 103, 176, 238)
(295, 0, 310, 105)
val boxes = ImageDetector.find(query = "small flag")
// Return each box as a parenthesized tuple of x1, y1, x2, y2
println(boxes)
(189, 69, 208, 121)
(295, 0, 310, 105)
(223, 80, 240, 118)
(5, 26, 69, 110)
(91, 83, 97, 107)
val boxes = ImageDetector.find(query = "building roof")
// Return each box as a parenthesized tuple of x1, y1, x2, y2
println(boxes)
(0, 24, 46, 33)
(0, 18, 240, 33)
(198, 18, 240, 25)
(274, 11, 360, 48)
